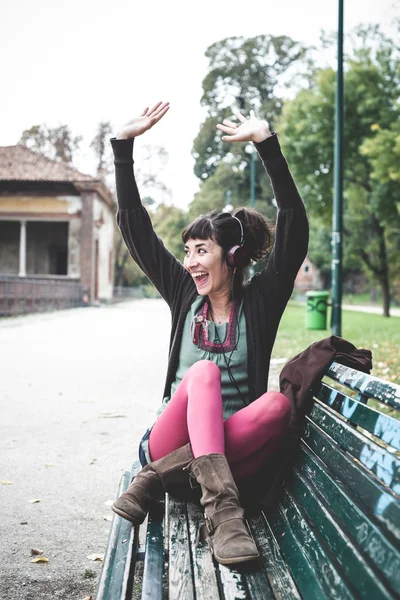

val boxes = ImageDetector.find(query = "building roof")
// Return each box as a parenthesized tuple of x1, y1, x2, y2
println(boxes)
(0, 145, 114, 207)
(0, 144, 96, 183)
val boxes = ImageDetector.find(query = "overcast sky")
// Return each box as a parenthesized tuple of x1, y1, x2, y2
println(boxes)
(1, 0, 398, 208)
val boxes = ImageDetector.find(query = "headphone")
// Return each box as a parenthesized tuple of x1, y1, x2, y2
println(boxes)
(227, 216, 248, 268)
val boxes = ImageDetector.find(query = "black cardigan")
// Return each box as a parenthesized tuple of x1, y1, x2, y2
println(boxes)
(111, 133, 309, 409)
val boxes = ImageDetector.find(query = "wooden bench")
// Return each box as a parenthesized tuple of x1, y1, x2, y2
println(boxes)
(96, 362, 400, 599)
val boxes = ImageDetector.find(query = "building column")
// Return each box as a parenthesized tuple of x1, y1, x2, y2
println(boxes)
(68, 219, 81, 278)
(80, 193, 94, 302)
(18, 220, 27, 277)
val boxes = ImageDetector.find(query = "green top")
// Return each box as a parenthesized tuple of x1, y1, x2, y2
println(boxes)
(157, 296, 249, 420)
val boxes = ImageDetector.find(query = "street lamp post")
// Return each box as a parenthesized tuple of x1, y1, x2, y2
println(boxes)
(236, 95, 256, 210)
(224, 189, 233, 213)
(331, 0, 344, 336)
(250, 146, 256, 209)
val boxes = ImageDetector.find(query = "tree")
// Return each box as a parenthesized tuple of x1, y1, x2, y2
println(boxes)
(277, 25, 400, 316)
(192, 34, 312, 183)
(151, 203, 188, 260)
(90, 121, 113, 180)
(113, 230, 148, 288)
(190, 34, 312, 221)
(188, 156, 276, 226)
(19, 124, 82, 164)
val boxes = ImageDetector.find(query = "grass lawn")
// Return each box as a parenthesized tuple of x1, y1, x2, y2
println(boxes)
(342, 292, 380, 305)
(272, 302, 400, 385)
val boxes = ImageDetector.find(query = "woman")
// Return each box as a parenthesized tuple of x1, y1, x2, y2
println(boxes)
(110, 101, 309, 565)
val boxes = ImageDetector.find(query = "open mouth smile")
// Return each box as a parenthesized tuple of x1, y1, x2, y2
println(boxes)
(192, 272, 209, 287)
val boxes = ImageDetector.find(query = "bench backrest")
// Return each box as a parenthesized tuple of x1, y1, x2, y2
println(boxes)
(266, 362, 400, 599)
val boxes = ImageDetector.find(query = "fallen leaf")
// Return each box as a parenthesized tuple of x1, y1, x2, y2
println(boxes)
(1, 481, 13, 485)
(28, 499, 40, 504)
(20, 522, 28, 525)
(31, 548, 43, 556)
(80, 596, 92, 600)
(89, 459, 97, 465)
(31, 556, 49, 563)
(44, 463, 54, 467)
(98, 412, 127, 419)
(103, 515, 112, 521)
(87, 553, 104, 562)
(104, 500, 114, 507)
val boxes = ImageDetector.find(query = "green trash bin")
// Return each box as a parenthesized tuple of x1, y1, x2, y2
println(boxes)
(306, 291, 329, 330)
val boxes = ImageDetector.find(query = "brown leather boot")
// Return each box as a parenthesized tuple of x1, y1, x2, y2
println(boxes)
(186, 454, 259, 565)
(112, 443, 193, 524)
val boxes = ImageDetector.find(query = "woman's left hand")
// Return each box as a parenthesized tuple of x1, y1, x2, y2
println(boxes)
(216, 111, 272, 144)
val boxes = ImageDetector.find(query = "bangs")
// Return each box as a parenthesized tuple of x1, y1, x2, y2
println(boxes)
(182, 215, 215, 244)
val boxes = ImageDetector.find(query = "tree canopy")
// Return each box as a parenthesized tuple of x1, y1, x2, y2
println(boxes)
(192, 34, 312, 183)
(19, 124, 82, 164)
(189, 33, 312, 228)
(277, 25, 400, 315)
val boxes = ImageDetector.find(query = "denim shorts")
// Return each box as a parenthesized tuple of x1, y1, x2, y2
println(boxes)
(138, 428, 152, 467)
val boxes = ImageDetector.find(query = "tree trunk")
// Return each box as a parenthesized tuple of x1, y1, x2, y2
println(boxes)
(113, 237, 124, 288)
(115, 250, 130, 288)
(380, 276, 391, 318)
(376, 218, 390, 317)
(359, 216, 391, 317)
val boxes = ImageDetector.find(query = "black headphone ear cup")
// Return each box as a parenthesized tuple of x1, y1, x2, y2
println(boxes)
(234, 245, 248, 267)
(227, 245, 248, 268)
(227, 245, 239, 267)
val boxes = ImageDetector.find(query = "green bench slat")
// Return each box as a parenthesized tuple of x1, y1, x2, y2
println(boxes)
(186, 498, 272, 600)
(268, 489, 356, 600)
(318, 384, 400, 450)
(296, 443, 400, 594)
(304, 421, 400, 541)
(310, 402, 400, 493)
(141, 501, 165, 600)
(215, 564, 250, 600)
(168, 496, 196, 599)
(96, 471, 138, 600)
(248, 513, 301, 599)
(288, 464, 395, 599)
(215, 561, 271, 600)
(327, 362, 400, 411)
(186, 500, 221, 598)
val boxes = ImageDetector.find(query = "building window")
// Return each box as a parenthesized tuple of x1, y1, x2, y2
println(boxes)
(27, 222, 69, 275)
(304, 264, 311, 273)
(0, 221, 20, 274)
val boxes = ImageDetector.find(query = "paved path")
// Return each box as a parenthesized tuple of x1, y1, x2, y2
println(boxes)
(0, 300, 170, 600)
(0, 299, 283, 600)
(342, 304, 400, 317)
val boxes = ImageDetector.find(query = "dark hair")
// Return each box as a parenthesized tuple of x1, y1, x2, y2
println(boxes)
(182, 207, 274, 288)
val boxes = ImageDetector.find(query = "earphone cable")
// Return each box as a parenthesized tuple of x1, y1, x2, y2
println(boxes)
(210, 281, 248, 407)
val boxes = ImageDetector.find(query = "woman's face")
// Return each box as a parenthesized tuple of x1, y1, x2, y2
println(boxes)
(183, 238, 231, 297)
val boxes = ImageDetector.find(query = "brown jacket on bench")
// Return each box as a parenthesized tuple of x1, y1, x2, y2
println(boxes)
(241, 336, 373, 512)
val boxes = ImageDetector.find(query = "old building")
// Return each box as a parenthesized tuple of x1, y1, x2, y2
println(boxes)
(294, 255, 324, 293)
(0, 145, 115, 314)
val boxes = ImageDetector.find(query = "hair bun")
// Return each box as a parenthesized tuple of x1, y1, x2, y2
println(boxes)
(233, 208, 273, 263)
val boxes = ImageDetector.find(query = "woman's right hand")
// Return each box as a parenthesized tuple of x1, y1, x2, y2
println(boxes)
(117, 101, 170, 139)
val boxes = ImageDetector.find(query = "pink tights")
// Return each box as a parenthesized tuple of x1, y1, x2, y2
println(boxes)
(148, 360, 291, 480)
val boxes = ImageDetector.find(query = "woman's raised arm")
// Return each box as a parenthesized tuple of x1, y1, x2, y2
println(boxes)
(112, 102, 189, 307)
(216, 111, 309, 307)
